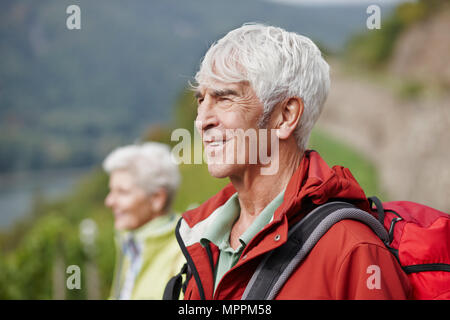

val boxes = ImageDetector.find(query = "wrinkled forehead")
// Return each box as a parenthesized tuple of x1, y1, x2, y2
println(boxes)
(195, 78, 249, 96)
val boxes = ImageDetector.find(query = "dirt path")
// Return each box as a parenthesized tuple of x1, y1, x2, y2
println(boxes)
(316, 61, 450, 212)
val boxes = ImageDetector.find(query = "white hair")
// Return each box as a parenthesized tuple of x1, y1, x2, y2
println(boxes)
(103, 142, 180, 210)
(194, 23, 330, 151)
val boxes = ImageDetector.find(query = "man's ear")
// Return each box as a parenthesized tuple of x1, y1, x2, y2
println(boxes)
(275, 97, 304, 140)
(150, 188, 168, 213)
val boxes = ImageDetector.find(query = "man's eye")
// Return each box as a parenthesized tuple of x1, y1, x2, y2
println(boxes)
(197, 98, 204, 104)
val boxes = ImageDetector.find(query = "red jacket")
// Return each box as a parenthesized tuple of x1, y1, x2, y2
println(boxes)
(178, 150, 412, 299)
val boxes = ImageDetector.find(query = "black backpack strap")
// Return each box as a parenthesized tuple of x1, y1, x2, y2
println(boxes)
(163, 263, 190, 300)
(241, 201, 389, 300)
(368, 196, 385, 225)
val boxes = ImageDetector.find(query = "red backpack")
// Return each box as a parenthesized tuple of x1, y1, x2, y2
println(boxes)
(240, 197, 450, 300)
(369, 197, 450, 299)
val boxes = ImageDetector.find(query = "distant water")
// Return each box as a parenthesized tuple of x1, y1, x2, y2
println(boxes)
(0, 167, 92, 231)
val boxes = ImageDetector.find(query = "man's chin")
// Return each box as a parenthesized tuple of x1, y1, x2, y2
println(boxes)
(207, 162, 241, 179)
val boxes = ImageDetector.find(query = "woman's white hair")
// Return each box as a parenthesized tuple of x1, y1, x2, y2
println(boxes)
(194, 23, 330, 152)
(102, 142, 180, 211)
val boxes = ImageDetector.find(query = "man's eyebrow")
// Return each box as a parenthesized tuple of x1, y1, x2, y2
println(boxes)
(211, 89, 239, 97)
(194, 90, 203, 99)
(194, 88, 239, 100)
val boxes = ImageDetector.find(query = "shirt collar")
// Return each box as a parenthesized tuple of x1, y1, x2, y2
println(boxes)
(200, 193, 240, 249)
(200, 189, 286, 251)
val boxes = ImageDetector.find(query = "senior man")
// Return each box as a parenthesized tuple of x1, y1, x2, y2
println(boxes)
(103, 142, 185, 299)
(166, 24, 411, 300)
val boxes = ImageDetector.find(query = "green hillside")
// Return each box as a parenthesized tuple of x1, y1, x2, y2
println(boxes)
(345, 0, 445, 68)
(0, 0, 393, 173)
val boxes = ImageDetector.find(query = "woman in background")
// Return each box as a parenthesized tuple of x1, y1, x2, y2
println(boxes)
(103, 142, 184, 299)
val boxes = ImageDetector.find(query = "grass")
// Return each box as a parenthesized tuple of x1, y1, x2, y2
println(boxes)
(309, 128, 381, 199)
(172, 162, 229, 213)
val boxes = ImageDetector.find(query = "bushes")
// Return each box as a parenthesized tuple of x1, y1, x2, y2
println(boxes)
(345, 0, 433, 68)
(0, 171, 115, 299)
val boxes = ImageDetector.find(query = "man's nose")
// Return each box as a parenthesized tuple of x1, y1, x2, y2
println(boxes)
(196, 98, 219, 134)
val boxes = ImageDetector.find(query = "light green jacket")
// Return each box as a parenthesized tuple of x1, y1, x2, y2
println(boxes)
(110, 213, 185, 300)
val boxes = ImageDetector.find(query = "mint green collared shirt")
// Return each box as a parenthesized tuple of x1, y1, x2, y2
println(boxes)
(200, 190, 285, 293)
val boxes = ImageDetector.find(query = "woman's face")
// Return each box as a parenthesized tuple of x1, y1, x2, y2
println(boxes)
(105, 169, 156, 231)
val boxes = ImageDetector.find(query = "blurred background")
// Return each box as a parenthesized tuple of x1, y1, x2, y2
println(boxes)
(0, 0, 448, 299)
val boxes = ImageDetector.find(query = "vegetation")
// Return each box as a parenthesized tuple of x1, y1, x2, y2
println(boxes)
(309, 129, 380, 199)
(345, 0, 444, 68)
